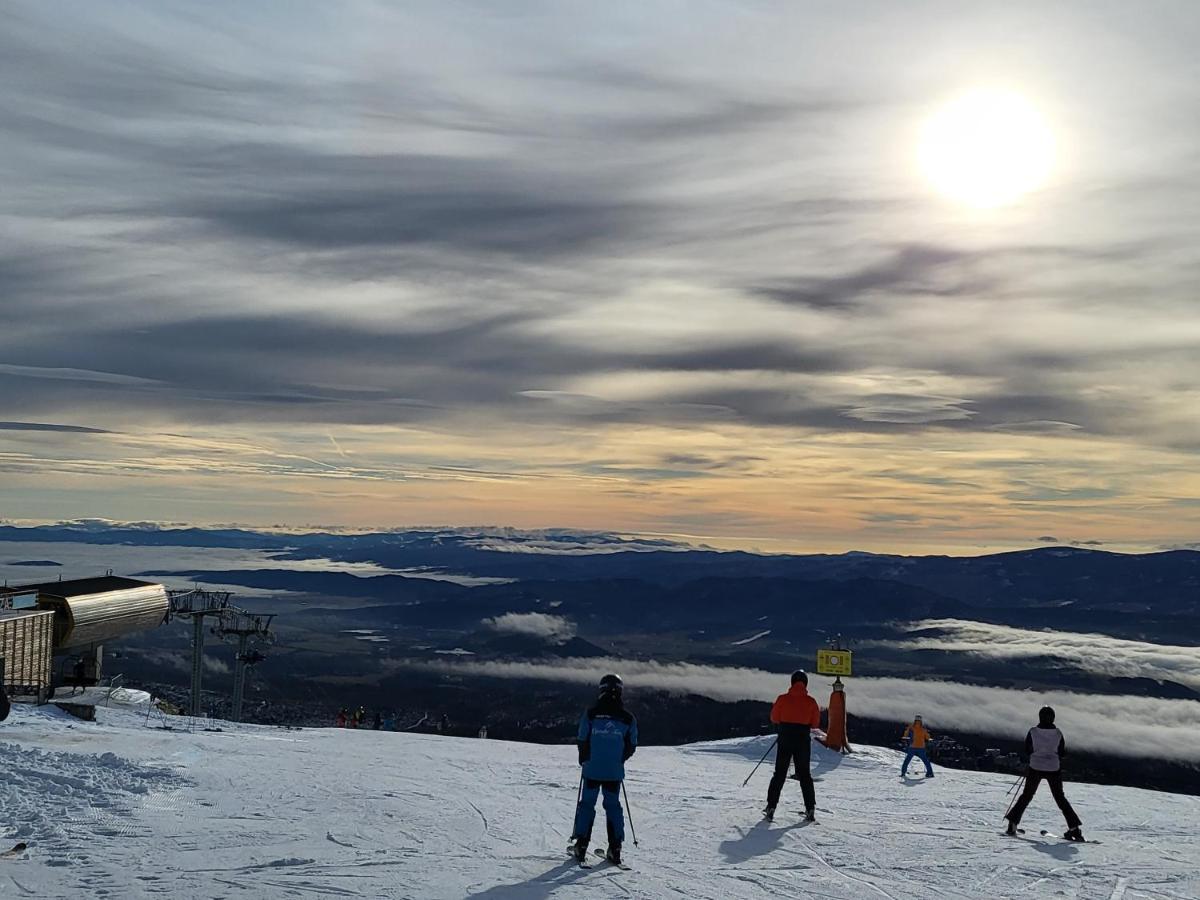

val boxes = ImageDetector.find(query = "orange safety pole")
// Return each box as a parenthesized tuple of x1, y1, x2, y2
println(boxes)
(821, 678, 851, 753)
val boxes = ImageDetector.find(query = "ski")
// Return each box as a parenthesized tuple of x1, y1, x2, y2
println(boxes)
(1014, 828, 1100, 845)
(593, 849, 631, 871)
(1036, 829, 1100, 845)
(0, 842, 28, 859)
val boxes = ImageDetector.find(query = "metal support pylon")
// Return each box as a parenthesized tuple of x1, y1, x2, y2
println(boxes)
(169, 588, 232, 720)
(231, 633, 249, 722)
(169, 588, 271, 724)
(191, 616, 205, 718)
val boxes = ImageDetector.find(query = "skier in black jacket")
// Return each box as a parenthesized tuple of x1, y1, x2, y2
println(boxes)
(1005, 706, 1084, 841)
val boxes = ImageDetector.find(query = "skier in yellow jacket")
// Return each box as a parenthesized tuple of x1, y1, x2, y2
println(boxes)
(901, 715, 935, 778)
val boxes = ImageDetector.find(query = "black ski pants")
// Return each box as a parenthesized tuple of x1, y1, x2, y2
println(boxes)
(1007, 767, 1081, 829)
(766, 738, 815, 811)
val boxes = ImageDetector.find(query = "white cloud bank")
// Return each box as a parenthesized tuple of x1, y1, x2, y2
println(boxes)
(404, 656, 1200, 763)
(481, 612, 577, 644)
(870, 619, 1200, 691)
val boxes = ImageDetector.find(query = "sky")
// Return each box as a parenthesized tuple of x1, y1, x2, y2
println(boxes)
(3, 1, 1200, 553)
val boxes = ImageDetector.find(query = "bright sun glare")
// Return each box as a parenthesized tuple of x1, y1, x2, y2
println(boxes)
(918, 89, 1055, 209)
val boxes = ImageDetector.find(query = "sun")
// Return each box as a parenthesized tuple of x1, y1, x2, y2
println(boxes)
(918, 88, 1055, 209)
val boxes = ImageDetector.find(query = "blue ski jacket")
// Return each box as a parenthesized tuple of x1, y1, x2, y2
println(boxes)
(577, 699, 638, 782)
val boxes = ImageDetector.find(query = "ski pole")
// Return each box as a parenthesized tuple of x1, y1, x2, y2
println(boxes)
(1003, 773, 1026, 820)
(621, 780, 639, 847)
(742, 737, 778, 788)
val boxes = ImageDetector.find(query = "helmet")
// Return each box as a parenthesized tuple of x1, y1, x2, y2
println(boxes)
(599, 673, 623, 698)
(790, 669, 809, 685)
(1039, 705, 1056, 726)
(914, 714, 923, 722)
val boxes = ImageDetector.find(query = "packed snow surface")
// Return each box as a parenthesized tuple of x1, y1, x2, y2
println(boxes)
(2, 702, 1198, 899)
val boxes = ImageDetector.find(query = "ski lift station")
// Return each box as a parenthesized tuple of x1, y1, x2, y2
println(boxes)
(1, 576, 168, 701)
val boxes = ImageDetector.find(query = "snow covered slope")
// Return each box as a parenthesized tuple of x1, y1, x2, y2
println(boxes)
(2, 702, 1197, 900)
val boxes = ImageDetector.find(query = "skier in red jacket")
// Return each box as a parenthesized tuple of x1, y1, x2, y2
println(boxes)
(764, 670, 822, 822)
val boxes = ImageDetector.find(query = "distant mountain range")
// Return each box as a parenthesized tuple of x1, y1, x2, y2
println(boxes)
(5, 521, 1198, 617)
(10, 522, 1198, 763)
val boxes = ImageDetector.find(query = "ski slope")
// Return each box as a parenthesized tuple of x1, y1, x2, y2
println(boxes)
(2, 701, 1198, 899)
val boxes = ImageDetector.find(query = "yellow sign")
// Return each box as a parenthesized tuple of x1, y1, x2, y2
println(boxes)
(817, 648, 852, 677)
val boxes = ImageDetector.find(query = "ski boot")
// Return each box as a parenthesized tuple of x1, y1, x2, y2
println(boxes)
(803, 807, 816, 823)
(605, 844, 622, 866)
(568, 838, 589, 862)
(1064, 827, 1085, 843)
(762, 805, 775, 821)
(1004, 819, 1018, 836)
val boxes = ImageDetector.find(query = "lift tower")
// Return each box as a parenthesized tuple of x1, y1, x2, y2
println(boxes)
(167, 589, 231, 718)
(215, 610, 274, 722)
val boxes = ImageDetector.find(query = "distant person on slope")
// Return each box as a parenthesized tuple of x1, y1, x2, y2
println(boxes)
(1005, 706, 1085, 842)
(901, 715, 935, 778)
(336, 708, 347, 728)
(568, 674, 638, 866)
(764, 670, 821, 822)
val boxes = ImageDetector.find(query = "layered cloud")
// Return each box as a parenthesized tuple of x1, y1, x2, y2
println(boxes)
(870, 619, 1200, 690)
(407, 656, 1200, 762)
(3, 2, 1200, 547)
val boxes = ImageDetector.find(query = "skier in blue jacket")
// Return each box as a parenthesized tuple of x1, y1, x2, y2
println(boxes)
(568, 674, 638, 866)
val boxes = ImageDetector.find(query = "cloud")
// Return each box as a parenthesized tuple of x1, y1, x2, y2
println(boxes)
(753, 244, 991, 310)
(481, 612, 577, 644)
(404, 656, 1200, 762)
(0, 421, 109, 434)
(0, 364, 161, 387)
(4, 2, 1200, 547)
(184, 150, 643, 258)
(843, 394, 974, 424)
(1036, 535, 1060, 543)
(871, 619, 1200, 691)
(987, 421, 1083, 435)
(468, 534, 689, 555)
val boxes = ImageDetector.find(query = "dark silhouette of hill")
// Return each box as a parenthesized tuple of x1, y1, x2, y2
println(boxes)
(7, 524, 1198, 614)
